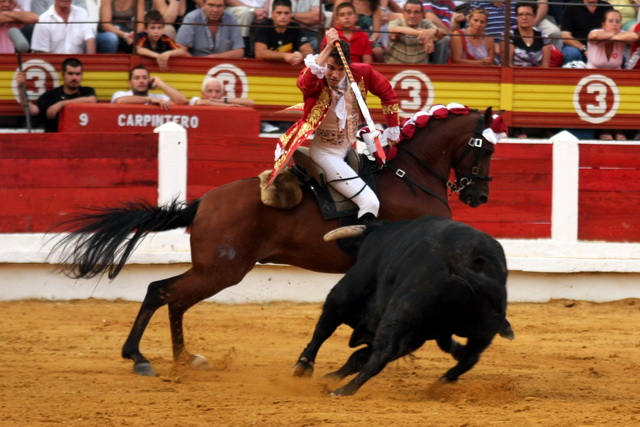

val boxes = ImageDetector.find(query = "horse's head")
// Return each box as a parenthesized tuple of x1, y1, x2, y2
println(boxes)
(451, 107, 499, 207)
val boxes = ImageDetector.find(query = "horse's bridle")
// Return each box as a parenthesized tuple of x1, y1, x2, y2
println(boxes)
(386, 113, 493, 206)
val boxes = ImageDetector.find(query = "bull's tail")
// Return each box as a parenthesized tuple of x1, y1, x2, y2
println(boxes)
(50, 199, 200, 280)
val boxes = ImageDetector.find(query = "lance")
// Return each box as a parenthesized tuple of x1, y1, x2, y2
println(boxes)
(333, 41, 386, 163)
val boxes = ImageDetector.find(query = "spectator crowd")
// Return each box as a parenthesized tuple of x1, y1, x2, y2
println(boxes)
(2, 0, 639, 137)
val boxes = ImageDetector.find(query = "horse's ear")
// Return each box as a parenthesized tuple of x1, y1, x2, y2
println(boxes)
(483, 107, 493, 127)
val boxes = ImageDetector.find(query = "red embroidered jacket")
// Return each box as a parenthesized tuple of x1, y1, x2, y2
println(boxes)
(273, 63, 400, 173)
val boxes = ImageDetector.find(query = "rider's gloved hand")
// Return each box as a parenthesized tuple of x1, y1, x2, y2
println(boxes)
(381, 126, 400, 147)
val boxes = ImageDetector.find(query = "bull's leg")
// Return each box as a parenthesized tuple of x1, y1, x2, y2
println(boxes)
(436, 336, 464, 361)
(292, 308, 345, 377)
(293, 269, 373, 378)
(330, 340, 399, 396)
(324, 346, 372, 380)
(440, 337, 493, 383)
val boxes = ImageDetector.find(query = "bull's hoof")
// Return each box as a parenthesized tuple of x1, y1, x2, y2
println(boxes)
(189, 354, 212, 371)
(134, 362, 157, 377)
(322, 371, 344, 382)
(439, 376, 458, 384)
(292, 357, 314, 377)
(329, 385, 357, 397)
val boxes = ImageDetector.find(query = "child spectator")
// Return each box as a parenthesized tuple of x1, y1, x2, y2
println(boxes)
(135, 10, 189, 71)
(321, 2, 373, 63)
(333, 0, 384, 62)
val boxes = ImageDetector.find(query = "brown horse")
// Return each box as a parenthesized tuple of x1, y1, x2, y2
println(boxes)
(53, 107, 497, 376)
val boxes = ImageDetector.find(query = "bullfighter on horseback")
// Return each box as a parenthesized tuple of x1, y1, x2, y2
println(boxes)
(272, 28, 400, 225)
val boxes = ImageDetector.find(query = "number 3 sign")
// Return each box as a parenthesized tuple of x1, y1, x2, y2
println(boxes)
(573, 74, 620, 125)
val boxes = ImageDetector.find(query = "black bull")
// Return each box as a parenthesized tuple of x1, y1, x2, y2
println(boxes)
(293, 216, 513, 396)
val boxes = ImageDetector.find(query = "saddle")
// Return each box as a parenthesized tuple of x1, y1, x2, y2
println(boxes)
(290, 147, 378, 220)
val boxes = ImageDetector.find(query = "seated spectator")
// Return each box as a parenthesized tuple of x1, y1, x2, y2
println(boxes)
(421, 1, 465, 64)
(587, 9, 638, 141)
(627, 21, 640, 69)
(532, 0, 562, 49)
(385, 0, 441, 64)
(151, 0, 190, 39)
(560, 0, 612, 66)
(31, 0, 96, 54)
(16, 57, 96, 132)
(190, 76, 256, 107)
(0, 0, 38, 53)
(135, 9, 189, 71)
(321, 2, 372, 63)
(226, 0, 268, 41)
(29, 0, 88, 14)
(509, 1, 551, 67)
(265, 0, 325, 51)
(112, 64, 187, 109)
(449, 7, 495, 65)
(96, 0, 145, 54)
(176, 0, 244, 57)
(610, 0, 639, 31)
(587, 9, 637, 68)
(254, 0, 314, 65)
(334, 0, 384, 62)
(470, 0, 517, 64)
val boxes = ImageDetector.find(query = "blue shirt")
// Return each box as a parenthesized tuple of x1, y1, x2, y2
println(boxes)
(175, 9, 244, 56)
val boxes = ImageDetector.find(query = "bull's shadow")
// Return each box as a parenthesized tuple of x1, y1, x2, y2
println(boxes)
(293, 216, 514, 396)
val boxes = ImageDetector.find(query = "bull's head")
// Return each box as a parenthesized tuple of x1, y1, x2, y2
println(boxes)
(451, 107, 503, 207)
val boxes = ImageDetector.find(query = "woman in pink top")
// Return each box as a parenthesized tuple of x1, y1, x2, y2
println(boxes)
(587, 9, 638, 141)
(587, 10, 638, 69)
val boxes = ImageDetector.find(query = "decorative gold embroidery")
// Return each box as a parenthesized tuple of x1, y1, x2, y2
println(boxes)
(358, 78, 367, 100)
(382, 104, 399, 115)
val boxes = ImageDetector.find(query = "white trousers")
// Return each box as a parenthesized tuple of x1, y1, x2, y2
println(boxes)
(309, 140, 380, 218)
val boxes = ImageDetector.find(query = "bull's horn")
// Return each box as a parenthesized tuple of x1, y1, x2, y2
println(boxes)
(323, 225, 366, 242)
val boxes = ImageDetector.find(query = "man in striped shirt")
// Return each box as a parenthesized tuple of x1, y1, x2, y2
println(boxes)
(421, 0, 465, 63)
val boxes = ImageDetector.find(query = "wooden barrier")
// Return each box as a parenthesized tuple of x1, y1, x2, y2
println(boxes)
(2, 115, 640, 241)
(1, 54, 638, 131)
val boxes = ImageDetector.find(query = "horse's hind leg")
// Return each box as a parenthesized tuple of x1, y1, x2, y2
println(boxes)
(122, 275, 183, 376)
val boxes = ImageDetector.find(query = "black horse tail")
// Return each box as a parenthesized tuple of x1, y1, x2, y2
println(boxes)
(51, 199, 201, 280)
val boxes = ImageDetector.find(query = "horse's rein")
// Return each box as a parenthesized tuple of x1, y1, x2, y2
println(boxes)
(386, 112, 491, 204)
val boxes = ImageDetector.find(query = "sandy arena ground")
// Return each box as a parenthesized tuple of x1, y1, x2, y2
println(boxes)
(1, 298, 639, 426)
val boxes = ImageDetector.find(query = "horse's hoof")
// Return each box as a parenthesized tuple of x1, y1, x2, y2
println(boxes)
(134, 362, 157, 377)
(189, 354, 212, 371)
(292, 357, 314, 377)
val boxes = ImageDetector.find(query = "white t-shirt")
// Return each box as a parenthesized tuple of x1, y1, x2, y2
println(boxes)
(111, 91, 171, 103)
(31, 5, 95, 54)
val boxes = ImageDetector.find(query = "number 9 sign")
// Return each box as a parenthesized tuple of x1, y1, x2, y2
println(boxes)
(390, 70, 434, 115)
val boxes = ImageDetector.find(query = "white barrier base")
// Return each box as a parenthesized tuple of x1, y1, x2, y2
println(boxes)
(2, 262, 639, 303)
